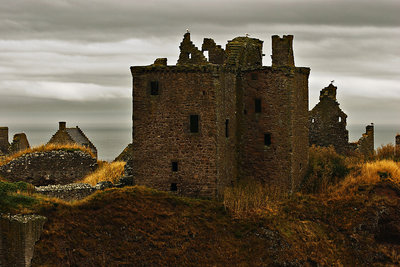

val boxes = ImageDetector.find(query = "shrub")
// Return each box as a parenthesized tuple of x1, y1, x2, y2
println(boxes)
(301, 145, 349, 194)
(375, 144, 396, 161)
(332, 160, 400, 197)
(223, 179, 285, 218)
(79, 161, 126, 186)
(0, 181, 36, 213)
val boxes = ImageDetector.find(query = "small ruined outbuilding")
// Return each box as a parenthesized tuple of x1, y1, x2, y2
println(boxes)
(309, 83, 350, 154)
(48, 122, 97, 158)
(0, 127, 30, 156)
(131, 32, 310, 198)
(309, 83, 374, 156)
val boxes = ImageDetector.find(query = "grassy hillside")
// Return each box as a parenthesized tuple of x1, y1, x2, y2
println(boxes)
(31, 180, 400, 266)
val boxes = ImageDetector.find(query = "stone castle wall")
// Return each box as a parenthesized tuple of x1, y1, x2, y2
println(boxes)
(132, 67, 222, 197)
(0, 127, 9, 155)
(0, 150, 97, 186)
(35, 183, 97, 202)
(131, 33, 310, 197)
(240, 67, 309, 192)
(0, 214, 46, 267)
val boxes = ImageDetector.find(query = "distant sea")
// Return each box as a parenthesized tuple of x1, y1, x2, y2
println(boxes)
(4, 123, 399, 161)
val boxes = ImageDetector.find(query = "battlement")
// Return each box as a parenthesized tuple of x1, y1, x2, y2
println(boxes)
(319, 83, 337, 101)
(271, 35, 295, 67)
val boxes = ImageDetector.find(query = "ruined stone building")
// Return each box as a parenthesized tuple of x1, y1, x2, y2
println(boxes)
(48, 122, 97, 158)
(131, 33, 310, 198)
(0, 127, 30, 156)
(309, 83, 374, 156)
(395, 134, 400, 158)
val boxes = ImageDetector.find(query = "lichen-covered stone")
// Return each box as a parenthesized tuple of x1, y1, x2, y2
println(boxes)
(0, 150, 98, 186)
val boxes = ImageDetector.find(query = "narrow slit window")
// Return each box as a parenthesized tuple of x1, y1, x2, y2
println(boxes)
(188, 52, 192, 59)
(264, 133, 271, 146)
(170, 183, 177, 191)
(172, 161, 178, 172)
(225, 119, 229, 138)
(190, 115, 199, 133)
(255, 98, 262, 113)
(150, 81, 159, 95)
(204, 50, 209, 61)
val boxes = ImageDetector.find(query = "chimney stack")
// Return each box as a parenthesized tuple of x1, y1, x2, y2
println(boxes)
(59, 121, 66, 131)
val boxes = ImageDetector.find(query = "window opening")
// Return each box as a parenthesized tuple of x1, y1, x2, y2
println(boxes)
(225, 119, 229, 138)
(190, 115, 199, 133)
(170, 183, 178, 191)
(204, 50, 209, 61)
(251, 73, 258, 80)
(264, 133, 271, 146)
(172, 161, 178, 172)
(255, 98, 262, 113)
(338, 117, 342, 122)
(188, 52, 192, 59)
(150, 81, 159, 95)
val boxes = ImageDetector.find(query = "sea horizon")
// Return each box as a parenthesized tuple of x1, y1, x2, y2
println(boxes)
(2, 122, 399, 161)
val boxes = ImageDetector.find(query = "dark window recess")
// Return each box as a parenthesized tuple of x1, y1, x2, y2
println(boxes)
(190, 115, 199, 133)
(225, 119, 229, 138)
(170, 183, 178, 191)
(244, 109, 247, 115)
(172, 161, 178, 172)
(255, 98, 262, 113)
(264, 133, 271, 146)
(150, 81, 159, 95)
(251, 73, 258, 80)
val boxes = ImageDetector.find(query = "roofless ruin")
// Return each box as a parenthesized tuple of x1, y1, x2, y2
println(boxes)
(130, 33, 310, 197)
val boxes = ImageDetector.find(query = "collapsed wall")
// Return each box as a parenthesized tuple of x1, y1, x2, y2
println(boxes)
(0, 214, 46, 267)
(0, 150, 98, 186)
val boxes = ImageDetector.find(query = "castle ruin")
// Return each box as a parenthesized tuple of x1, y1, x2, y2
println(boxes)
(309, 83, 374, 157)
(0, 127, 30, 156)
(131, 33, 310, 198)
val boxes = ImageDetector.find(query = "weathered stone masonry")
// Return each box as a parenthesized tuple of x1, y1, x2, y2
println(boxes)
(0, 150, 97, 186)
(309, 83, 374, 156)
(131, 33, 310, 198)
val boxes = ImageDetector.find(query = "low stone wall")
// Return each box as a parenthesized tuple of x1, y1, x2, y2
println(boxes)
(0, 214, 47, 267)
(0, 150, 98, 186)
(35, 183, 97, 202)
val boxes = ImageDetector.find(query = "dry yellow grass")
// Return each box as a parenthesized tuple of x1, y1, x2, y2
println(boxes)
(0, 143, 95, 166)
(79, 161, 126, 186)
(332, 160, 400, 196)
(223, 179, 285, 217)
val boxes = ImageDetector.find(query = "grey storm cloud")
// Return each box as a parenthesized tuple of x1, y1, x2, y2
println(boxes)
(1, 0, 399, 41)
(0, 0, 399, 130)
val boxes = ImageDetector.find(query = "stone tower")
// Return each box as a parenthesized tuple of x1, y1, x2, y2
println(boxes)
(0, 127, 9, 155)
(271, 35, 295, 67)
(131, 33, 310, 198)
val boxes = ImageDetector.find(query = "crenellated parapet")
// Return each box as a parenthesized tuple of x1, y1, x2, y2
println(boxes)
(271, 35, 295, 67)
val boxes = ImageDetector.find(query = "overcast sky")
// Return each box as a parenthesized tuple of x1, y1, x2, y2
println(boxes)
(0, 0, 399, 129)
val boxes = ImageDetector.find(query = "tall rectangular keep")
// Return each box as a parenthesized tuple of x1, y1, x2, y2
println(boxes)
(131, 33, 310, 197)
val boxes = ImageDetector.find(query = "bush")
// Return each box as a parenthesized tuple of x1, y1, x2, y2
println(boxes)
(301, 145, 349, 194)
(331, 160, 400, 198)
(223, 179, 285, 218)
(375, 144, 399, 162)
(0, 181, 36, 213)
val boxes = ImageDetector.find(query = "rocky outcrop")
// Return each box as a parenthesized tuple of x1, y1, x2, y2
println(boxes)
(0, 150, 98, 186)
